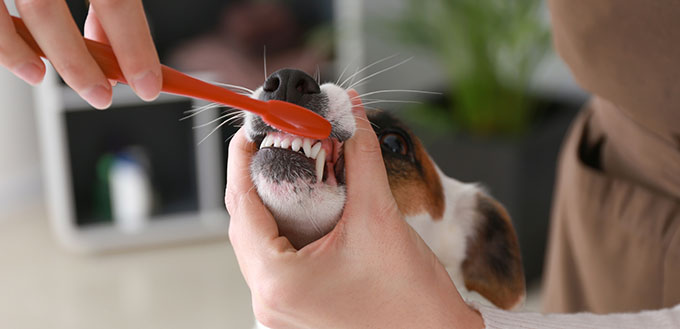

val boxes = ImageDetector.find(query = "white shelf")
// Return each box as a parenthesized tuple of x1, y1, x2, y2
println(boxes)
(34, 65, 230, 254)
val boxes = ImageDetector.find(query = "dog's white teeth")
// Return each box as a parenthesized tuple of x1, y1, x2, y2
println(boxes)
(280, 138, 291, 149)
(291, 138, 302, 152)
(303, 138, 313, 157)
(315, 149, 326, 183)
(261, 135, 274, 149)
(273, 136, 281, 148)
(310, 142, 322, 159)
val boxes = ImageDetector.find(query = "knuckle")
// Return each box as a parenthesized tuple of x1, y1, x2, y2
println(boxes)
(0, 42, 20, 65)
(372, 199, 402, 225)
(357, 137, 381, 155)
(91, 0, 124, 9)
(252, 303, 279, 328)
(227, 222, 238, 245)
(254, 276, 289, 314)
(56, 61, 98, 91)
(15, 0, 50, 14)
(224, 186, 240, 215)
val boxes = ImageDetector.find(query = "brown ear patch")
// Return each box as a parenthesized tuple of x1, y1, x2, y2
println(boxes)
(462, 193, 525, 309)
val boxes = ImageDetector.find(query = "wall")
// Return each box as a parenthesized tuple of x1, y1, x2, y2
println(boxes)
(0, 1, 43, 216)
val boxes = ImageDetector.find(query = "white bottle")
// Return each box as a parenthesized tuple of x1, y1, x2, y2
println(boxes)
(109, 156, 152, 234)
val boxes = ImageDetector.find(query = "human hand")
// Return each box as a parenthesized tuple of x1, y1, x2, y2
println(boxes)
(1, 1, 161, 109)
(225, 91, 484, 329)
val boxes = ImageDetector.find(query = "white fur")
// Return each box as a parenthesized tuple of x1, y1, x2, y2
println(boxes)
(319, 83, 356, 135)
(405, 166, 482, 292)
(253, 173, 346, 245)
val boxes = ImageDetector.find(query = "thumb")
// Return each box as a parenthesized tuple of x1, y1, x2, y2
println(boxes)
(342, 90, 394, 213)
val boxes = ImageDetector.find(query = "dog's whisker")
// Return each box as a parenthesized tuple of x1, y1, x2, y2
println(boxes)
(336, 62, 353, 85)
(347, 57, 413, 90)
(359, 105, 382, 111)
(340, 54, 400, 89)
(263, 45, 268, 79)
(192, 110, 243, 129)
(180, 103, 222, 121)
(315, 65, 321, 84)
(360, 99, 422, 107)
(198, 117, 236, 145)
(223, 115, 245, 125)
(224, 131, 239, 143)
(185, 102, 219, 114)
(353, 89, 441, 100)
(192, 112, 234, 129)
(207, 81, 254, 94)
(353, 116, 380, 128)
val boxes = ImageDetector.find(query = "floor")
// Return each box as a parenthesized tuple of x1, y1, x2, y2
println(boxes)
(0, 202, 542, 329)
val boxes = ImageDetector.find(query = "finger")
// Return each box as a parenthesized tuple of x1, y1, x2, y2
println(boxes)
(16, 0, 112, 109)
(84, 5, 116, 87)
(0, 5, 45, 85)
(343, 89, 393, 205)
(90, 0, 161, 101)
(225, 128, 288, 251)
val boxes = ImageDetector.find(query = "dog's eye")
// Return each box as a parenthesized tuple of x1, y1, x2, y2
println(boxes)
(380, 133, 408, 155)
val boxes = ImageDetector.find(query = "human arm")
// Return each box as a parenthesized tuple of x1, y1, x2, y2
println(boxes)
(1, 0, 161, 108)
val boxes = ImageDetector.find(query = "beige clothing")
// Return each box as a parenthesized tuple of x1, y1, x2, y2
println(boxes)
(473, 301, 680, 329)
(543, 0, 680, 313)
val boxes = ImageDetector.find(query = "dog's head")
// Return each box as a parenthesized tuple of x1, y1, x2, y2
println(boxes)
(243, 68, 525, 309)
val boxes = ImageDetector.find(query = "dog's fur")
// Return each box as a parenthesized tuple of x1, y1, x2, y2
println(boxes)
(242, 69, 525, 318)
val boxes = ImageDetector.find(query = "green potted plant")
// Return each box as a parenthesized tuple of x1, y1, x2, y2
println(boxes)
(396, 0, 551, 136)
(393, 0, 582, 283)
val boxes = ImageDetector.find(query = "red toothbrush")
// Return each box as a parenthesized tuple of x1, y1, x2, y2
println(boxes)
(11, 16, 331, 140)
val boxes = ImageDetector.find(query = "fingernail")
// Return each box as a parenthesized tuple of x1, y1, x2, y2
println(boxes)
(82, 84, 112, 110)
(131, 71, 161, 101)
(13, 62, 43, 85)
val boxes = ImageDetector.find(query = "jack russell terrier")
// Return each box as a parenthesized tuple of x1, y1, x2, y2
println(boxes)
(241, 68, 525, 323)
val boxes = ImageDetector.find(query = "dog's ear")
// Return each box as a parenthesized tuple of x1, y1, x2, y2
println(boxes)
(461, 193, 525, 310)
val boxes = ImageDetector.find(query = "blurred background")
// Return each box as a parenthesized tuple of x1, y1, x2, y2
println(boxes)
(0, 0, 587, 327)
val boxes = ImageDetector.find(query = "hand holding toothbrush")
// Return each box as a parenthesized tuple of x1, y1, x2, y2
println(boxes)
(0, 0, 160, 109)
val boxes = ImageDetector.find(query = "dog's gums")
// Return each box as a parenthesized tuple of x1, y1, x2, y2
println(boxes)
(243, 68, 525, 311)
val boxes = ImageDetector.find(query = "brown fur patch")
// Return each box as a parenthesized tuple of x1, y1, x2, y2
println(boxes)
(462, 194, 525, 309)
(388, 135, 444, 220)
(387, 137, 445, 220)
(366, 109, 445, 220)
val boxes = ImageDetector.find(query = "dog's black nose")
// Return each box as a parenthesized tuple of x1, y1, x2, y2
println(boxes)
(262, 69, 320, 104)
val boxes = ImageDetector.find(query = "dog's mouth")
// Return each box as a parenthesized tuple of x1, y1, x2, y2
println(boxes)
(253, 132, 346, 186)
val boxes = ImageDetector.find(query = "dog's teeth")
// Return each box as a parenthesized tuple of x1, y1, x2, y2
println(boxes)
(273, 136, 281, 148)
(280, 138, 291, 149)
(291, 138, 302, 152)
(303, 139, 313, 157)
(261, 135, 274, 149)
(310, 142, 322, 159)
(315, 149, 326, 183)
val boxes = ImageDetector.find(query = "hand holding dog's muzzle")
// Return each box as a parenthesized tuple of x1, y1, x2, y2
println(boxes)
(225, 90, 483, 329)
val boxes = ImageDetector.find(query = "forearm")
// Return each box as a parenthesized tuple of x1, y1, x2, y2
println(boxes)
(472, 302, 680, 329)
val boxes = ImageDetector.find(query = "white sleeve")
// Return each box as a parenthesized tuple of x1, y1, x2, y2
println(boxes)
(470, 302, 680, 329)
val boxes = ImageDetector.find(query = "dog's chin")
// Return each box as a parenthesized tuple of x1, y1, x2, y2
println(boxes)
(250, 145, 347, 249)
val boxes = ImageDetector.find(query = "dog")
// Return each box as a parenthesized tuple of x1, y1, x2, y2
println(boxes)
(242, 68, 525, 321)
